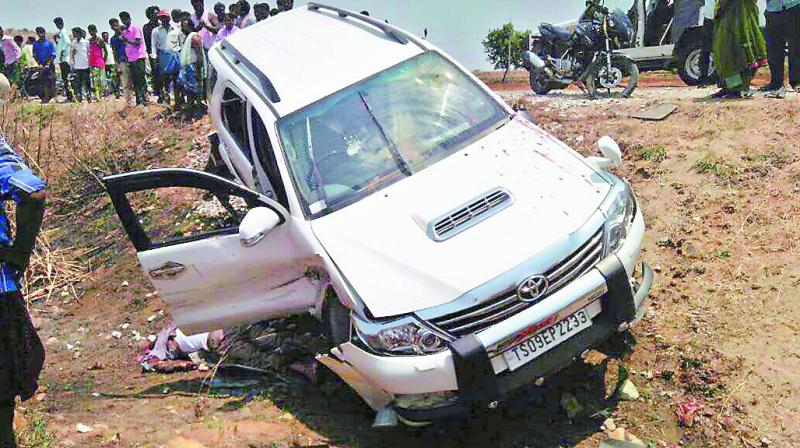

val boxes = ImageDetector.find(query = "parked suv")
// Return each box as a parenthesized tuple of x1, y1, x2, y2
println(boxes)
(105, 3, 653, 427)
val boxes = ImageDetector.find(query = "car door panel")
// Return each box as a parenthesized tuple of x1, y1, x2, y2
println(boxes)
(104, 168, 320, 333)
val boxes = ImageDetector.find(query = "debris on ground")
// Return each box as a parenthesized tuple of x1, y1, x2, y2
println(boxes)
(76, 423, 94, 433)
(601, 427, 645, 447)
(675, 397, 703, 427)
(617, 379, 640, 401)
(620, 103, 678, 121)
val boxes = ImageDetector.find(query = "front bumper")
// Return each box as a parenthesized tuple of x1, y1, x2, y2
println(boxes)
(337, 211, 653, 422)
(400, 258, 653, 422)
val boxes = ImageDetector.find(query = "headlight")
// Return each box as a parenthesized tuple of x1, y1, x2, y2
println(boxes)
(604, 182, 636, 253)
(352, 315, 448, 356)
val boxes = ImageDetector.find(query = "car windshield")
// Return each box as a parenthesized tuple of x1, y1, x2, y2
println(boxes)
(276, 51, 509, 217)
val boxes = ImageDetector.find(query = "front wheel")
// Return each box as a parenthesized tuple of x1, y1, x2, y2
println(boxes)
(529, 69, 552, 95)
(586, 56, 639, 99)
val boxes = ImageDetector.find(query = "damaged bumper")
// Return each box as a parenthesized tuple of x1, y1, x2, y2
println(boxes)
(333, 212, 653, 424)
(334, 257, 653, 423)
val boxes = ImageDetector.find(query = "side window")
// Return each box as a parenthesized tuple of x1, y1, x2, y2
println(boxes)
(123, 185, 256, 250)
(251, 111, 289, 209)
(221, 87, 252, 164)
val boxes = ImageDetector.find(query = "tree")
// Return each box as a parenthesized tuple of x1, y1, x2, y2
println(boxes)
(482, 23, 531, 83)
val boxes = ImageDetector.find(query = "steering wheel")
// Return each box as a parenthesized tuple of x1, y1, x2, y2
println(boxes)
(315, 149, 350, 168)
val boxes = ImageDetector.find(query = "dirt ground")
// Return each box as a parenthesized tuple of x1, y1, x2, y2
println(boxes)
(6, 71, 800, 448)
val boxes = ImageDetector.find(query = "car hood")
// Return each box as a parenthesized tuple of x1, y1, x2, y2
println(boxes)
(311, 117, 611, 318)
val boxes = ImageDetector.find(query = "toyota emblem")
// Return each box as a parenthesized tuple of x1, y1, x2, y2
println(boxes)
(517, 275, 549, 303)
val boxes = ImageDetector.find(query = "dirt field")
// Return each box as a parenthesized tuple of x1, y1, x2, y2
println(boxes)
(5, 72, 800, 448)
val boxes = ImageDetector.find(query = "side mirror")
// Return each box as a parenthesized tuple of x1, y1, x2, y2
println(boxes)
(239, 207, 280, 247)
(586, 136, 623, 170)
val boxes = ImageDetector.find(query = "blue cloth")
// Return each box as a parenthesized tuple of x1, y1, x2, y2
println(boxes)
(0, 135, 46, 293)
(158, 50, 180, 75)
(31, 40, 55, 65)
(766, 0, 800, 12)
(110, 34, 128, 63)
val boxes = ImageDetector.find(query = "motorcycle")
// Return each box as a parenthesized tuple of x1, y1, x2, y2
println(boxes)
(524, 0, 639, 99)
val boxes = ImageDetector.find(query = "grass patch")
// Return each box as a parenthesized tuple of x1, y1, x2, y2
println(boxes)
(17, 412, 56, 448)
(693, 155, 739, 180)
(636, 145, 667, 163)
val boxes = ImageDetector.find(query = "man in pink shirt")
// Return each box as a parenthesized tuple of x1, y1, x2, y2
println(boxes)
(0, 27, 22, 83)
(190, 0, 220, 51)
(119, 11, 149, 106)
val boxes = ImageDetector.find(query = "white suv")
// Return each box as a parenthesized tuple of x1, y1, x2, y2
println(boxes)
(105, 3, 653, 427)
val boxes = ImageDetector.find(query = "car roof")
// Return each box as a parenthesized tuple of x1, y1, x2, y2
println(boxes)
(221, 4, 427, 117)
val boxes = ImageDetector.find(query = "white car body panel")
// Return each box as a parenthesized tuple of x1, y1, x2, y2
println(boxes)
(136, 221, 323, 334)
(311, 118, 610, 317)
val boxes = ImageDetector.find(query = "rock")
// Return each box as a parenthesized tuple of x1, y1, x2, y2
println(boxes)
(618, 379, 640, 401)
(147, 334, 157, 343)
(120, 280, 129, 288)
(45, 337, 60, 346)
(121, 323, 130, 330)
(761, 437, 771, 447)
(111, 331, 122, 339)
(560, 392, 583, 418)
(602, 417, 617, 432)
(76, 423, 94, 433)
(147, 314, 159, 322)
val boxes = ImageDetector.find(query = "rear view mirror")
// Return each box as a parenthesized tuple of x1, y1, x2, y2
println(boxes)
(586, 136, 623, 170)
(239, 207, 280, 246)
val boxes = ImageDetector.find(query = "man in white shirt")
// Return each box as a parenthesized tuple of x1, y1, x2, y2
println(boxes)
(53, 17, 74, 102)
(236, 0, 257, 28)
(151, 9, 185, 105)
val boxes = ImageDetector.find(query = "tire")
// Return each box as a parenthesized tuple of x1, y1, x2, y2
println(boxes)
(529, 69, 552, 95)
(586, 56, 639, 99)
(322, 291, 351, 346)
(677, 42, 715, 86)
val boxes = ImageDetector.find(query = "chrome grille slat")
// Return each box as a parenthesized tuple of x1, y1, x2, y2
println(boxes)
(547, 244, 604, 292)
(431, 189, 512, 241)
(448, 299, 530, 334)
(546, 232, 603, 282)
(435, 293, 519, 327)
(428, 227, 605, 338)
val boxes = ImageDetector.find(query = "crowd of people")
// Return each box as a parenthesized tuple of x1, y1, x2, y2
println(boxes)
(697, 0, 798, 99)
(0, 0, 294, 110)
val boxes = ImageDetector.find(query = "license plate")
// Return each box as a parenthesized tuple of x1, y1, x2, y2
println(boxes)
(502, 309, 592, 372)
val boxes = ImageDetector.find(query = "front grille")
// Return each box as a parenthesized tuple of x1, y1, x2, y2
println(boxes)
(428, 228, 605, 338)
(431, 189, 512, 241)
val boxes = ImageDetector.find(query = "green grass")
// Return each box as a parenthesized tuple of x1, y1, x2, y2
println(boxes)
(635, 145, 667, 163)
(693, 156, 738, 180)
(17, 412, 56, 448)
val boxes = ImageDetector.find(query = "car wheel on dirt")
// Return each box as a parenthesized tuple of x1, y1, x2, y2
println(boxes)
(322, 291, 351, 345)
(677, 42, 715, 86)
(529, 70, 552, 95)
(586, 56, 639, 99)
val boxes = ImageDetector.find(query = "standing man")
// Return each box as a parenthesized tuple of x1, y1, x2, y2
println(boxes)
(190, 0, 220, 52)
(151, 9, 183, 105)
(0, 28, 21, 83)
(277, 0, 293, 12)
(102, 32, 118, 98)
(109, 18, 133, 106)
(761, 0, 800, 97)
(236, 1, 257, 28)
(120, 11, 149, 106)
(143, 6, 163, 102)
(0, 73, 47, 448)
(215, 13, 240, 42)
(32, 27, 57, 103)
(53, 17, 73, 102)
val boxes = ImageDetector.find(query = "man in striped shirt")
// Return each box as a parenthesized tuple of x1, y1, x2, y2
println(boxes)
(0, 74, 47, 448)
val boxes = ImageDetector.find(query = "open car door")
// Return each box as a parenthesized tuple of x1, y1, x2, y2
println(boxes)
(104, 168, 322, 333)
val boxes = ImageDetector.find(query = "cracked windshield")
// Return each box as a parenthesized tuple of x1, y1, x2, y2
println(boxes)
(277, 51, 508, 216)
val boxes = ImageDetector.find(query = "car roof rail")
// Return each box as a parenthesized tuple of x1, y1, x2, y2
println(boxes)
(219, 41, 281, 104)
(306, 2, 426, 49)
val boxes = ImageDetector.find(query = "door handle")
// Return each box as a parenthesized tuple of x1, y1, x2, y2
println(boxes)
(149, 261, 187, 279)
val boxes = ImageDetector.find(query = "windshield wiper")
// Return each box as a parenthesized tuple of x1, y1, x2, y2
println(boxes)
(357, 91, 412, 177)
